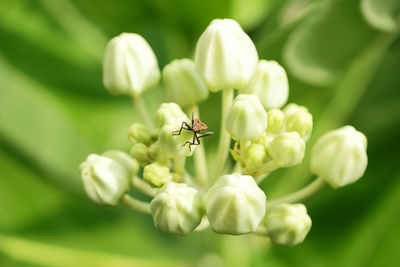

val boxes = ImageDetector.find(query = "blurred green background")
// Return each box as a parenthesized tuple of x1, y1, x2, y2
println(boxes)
(0, 0, 399, 266)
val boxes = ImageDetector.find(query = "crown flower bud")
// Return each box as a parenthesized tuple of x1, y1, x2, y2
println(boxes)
(204, 174, 266, 235)
(244, 143, 267, 170)
(143, 162, 172, 187)
(163, 59, 209, 108)
(310, 126, 367, 188)
(103, 33, 160, 97)
(284, 105, 313, 141)
(130, 143, 151, 165)
(128, 123, 152, 146)
(265, 203, 312, 246)
(151, 182, 204, 235)
(268, 132, 305, 167)
(267, 109, 286, 134)
(243, 60, 289, 109)
(225, 94, 268, 140)
(156, 102, 187, 127)
(102, 150, 139, 176)
(194, 19, 258, 92)
(80, 154, 130, 205)
(159, 120, 195, 158)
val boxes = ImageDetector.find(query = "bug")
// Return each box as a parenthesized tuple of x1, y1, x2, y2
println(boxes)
(172, 113, 213, 151)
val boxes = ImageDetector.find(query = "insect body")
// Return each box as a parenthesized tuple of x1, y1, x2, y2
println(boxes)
(172, 113, 213, 151)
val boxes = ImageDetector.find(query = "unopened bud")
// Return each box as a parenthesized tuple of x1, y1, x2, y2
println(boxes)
(130, 143, 151, 165)
(265, 203, 312, 246)
(103, 33, 160, 97)
(268, 132, 305, 167)
(244, 143, 267, 170)
(163, 59, 209, 107)
(243, 60, 289, 109)
(311, 126, 367, 188)
(204, 174, 266, 235)
(284, 104, 313, 141)
(102, 150, 139, 176)
(267, 109, 286, 134)
(151, 182, 204, 235)
(156, 102, 187, 128)
(194, 19, 258, 92)
(225, 94, 268, 140)
(128, 123, 152, 145)
(143, 162, 172, 187)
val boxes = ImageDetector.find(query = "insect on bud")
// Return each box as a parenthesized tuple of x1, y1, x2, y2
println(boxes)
(268, 132, 305, 167)
(310, 126, 367, 188)
(151, 182, 204, 235)
(284, 104, 313, 141)
(203, 174, 266, 235)
(163, 59, 209, 108)
(265, 203, 312, 246)
(80, 154, 130, 205)
(194, 19, 258, 92)
(143, 162, 172, 188)
(128, 123, 152, 146)
(225, 94, 268, 140)
(159, 120, 195, 158)
(103, 33, 160, 97)
(243, 60, 289, 110)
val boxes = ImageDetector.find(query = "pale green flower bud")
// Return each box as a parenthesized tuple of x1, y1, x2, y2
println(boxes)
(163, 59, 209, 108)
(156, 102, 187, 128)
(148, 141, 167, 163)
(244, 143, 267, 170)
(268, 132, 305, 167)
(284, 104, 313, 141)
(265, 203, 312, 246)
(151, 182, 204, 235)
(267, 109, 286, 134)
(225, 94, 268, 140)
(103, 33, 160, 97)
(143, 162, 172, 187)
(243, 60, 289, 109)
(80, 154, 130, 205)
(194, 19, 258, 92)
(204, 174, 266, 235)
(130, 143, 151, 165)
(311, 126, 367, 188)
(128, 123, 152, 146)
(159, 119, 196, 158)
(102, 150, 139, 176)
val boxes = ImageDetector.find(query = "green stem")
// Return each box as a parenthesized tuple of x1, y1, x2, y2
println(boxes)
(255, 161, 280, 184)
(120, 194, 151, 214)
(132, 95, 155, 130)
(211, 88, 234, 184)
(0, 234, 186, 267)
(131, 176, 157, 197)
(267, 177, 325, 207)
(173, 155, 186, 175)
(187, 105, 209, 186)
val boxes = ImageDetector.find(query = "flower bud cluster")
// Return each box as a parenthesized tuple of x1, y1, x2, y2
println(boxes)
(78, 17, 368, 246)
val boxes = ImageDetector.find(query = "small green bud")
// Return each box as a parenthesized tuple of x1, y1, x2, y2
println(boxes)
(267, 109, 286, 134)
(225, 94, 268, 140)
(80, 154, 130, 205)
(156, 102, 187, 128)
(102, 150, 139, 176)
(204, 174, 266, 235)
(194, 19, 258, 92)
(128, 123, 152, 145)
(244, 143, 267, 170)
(265, 203, 312, 246)
(159, 119, 196, 158)
(311, 126, 367, 188)
(243, 60, 289, 109)
(151, 182, 204, 235)
(268, 132, 305, 167)
(130, 143, 151, 165)
(284, 104, 313, 141)
(148, 141, 167, 163)
(143, 162, 172, 187)
(163, 59, 209, 107)
(103, 33, 160, 97)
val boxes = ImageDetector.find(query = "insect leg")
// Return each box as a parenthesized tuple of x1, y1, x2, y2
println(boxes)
(172, 122, 192, 135)
(197, 131, 214, 139)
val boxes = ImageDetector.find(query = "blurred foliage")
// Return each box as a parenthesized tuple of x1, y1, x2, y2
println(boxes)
(0, 0, 399, 266)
